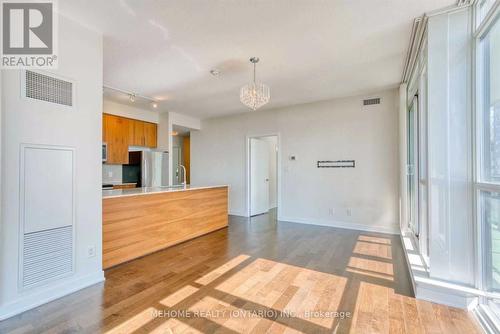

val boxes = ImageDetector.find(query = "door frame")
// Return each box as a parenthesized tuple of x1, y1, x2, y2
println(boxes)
(246, 133, 281, 218)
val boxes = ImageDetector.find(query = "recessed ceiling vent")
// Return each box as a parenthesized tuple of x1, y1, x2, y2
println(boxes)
(363, 98, 381, 106)
(24, 70, 73, 107)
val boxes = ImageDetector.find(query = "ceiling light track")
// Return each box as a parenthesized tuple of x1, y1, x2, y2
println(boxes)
(103, 85, 159, 108)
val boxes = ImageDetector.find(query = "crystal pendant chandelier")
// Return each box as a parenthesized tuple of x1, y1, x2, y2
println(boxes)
(240, 57, 270, 110)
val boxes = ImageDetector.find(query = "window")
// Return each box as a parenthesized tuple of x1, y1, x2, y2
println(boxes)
(480, 17, 500, 182)
(480, 191, 500, 291)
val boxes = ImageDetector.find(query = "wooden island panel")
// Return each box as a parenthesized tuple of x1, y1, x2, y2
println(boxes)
(103, 186, 228, 269)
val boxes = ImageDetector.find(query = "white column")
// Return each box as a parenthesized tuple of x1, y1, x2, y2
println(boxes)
(427, 8, 474, 285)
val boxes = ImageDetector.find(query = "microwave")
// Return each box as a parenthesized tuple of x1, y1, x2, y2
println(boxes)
(102, 143, 107, 162)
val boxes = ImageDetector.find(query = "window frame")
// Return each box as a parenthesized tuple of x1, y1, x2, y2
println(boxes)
(473, 0, 500, 326)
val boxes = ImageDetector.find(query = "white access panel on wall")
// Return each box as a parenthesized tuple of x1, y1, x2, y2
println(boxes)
(20, 145, 75, 288)
(22, 145, 74, 233)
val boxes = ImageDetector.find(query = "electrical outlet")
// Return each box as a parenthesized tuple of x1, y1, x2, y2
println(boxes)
(87, 245, 96, 258)
(346, 208, 352, 217)
(329, 208, 335, 216)
(108, 171, 113, 178)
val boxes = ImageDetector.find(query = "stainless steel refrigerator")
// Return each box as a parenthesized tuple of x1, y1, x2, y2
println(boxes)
(141, 150, 169, 187)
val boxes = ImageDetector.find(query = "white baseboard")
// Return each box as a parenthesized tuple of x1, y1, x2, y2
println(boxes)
(400, 231, 480, 310)
(228, 210, 248, 217)
(278, 216, 400, 235)
(0, 270, 105, 321)
(227, 211, 399, 234)
(415, 279, 479, 310)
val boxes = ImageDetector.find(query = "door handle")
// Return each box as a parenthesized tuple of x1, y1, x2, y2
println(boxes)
(265, 178, 269, 182)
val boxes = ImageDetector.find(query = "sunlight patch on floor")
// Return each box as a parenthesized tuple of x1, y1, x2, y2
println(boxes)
(353, 240, 393, 260)
(351, 281, 391, 333)
(214, 258, 347, 329)
(160, 285, 199, 307)
(347, 256, 394, 281)
(188, 295, 272, 333)
(195, 254, 251, 285)
(105, 307, 157, 334)
(149, 318, 203, 334)
(358, 235, 392, 245)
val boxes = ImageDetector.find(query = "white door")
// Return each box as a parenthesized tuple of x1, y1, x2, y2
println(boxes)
(250, 138, 270, 216)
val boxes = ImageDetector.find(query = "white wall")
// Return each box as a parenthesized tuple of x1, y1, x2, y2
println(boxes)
(0, 15, 103, 319)
(191, 89, 400, 234)
(158, 112, 170, 151)
(103, 99, 159, 123)
(169, 112, 201, 130)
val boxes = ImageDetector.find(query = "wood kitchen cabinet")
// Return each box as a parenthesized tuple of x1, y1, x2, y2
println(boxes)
(143, 122, 157, 148)
(130, 120, 157, 148)
(130, 120, 144, 146)
(103, 114, 129, 164)
(103, 114, 158, 164)
(103, 186, 228, 268)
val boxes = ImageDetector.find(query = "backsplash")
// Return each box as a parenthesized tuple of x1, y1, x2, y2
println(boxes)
(102, 164, 122, 184)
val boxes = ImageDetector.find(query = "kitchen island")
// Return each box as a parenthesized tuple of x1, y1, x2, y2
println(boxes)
(102, 185, 228, 269)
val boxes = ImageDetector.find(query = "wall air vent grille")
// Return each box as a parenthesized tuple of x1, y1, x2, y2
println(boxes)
(363, 98, 381, 106)
(25, 70, 73, 106)
(22, 226, 73, 288)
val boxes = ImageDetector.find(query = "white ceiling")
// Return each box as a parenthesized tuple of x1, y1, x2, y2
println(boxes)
(60, 0, 455, 119)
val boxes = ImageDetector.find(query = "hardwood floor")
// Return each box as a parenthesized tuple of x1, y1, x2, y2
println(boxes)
(0, 210, 482, 333)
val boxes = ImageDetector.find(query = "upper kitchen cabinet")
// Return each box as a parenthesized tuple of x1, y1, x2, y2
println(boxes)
(130, 120, 143, 146)
(144, 122, 157, 148)
(103, 114, 129, 164)
(103, 114, 158, 164)
(130, 120, 157, 148)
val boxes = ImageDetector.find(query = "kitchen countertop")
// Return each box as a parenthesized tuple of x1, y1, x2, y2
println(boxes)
(102, 185, 228, 199)
(103, 182, 137, 186)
